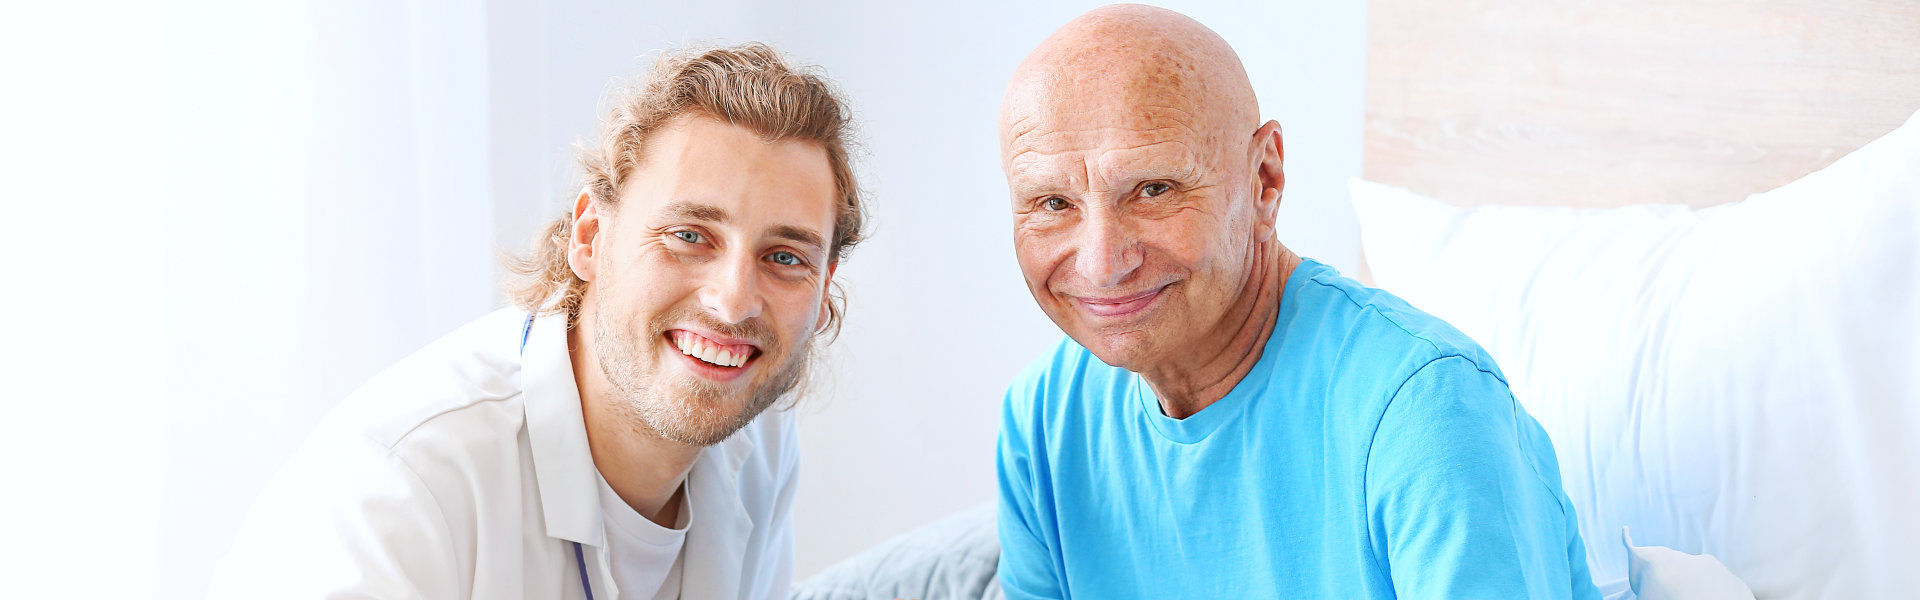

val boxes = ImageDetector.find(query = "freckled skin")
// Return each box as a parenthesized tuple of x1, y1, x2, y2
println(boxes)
(1001, 4, 1300, 418)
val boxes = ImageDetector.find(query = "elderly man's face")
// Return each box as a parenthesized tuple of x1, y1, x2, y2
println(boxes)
(1004, 90, 1262, 370)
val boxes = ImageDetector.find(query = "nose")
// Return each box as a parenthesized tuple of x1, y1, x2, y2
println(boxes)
(699, 250, 764, 324)
(1072, 211, 1142, 289)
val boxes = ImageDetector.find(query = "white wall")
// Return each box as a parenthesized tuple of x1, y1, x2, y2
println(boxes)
(6, 2, 500, 598)
(0, 1, 1362, 597)
(749, 1, 1370, 576)
(469, 0, 1367, 575)
(484, 0, 1367, 578)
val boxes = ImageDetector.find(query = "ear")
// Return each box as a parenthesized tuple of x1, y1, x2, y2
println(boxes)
(1250, 120, 1285, 241)
(816, 260, 839, 331)
(566, 189, 601, 282)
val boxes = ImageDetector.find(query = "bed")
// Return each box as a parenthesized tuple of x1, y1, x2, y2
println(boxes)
(794, 2, 1920, 598)
(1355, 2, 1920, 597)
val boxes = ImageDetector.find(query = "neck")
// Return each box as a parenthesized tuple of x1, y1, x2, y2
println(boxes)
(569, 301, 701, 528)
(1139, 241, 1301, 419)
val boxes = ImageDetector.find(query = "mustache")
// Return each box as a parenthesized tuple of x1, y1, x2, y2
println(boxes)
(647, 306, 780, 349)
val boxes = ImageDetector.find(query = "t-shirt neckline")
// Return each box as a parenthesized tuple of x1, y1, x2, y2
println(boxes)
(596, 471, 692, 545)
(1133, 257, 1324, 444)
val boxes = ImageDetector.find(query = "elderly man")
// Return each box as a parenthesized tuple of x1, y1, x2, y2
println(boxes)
(994, 6, 1601, 599)
(209, 44, 862, 599)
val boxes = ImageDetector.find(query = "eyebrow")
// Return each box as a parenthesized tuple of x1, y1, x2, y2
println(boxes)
(771, 225, 825, 250)
(1006, 142, 1205, 199)
(663, 200, 728, 223)
(663, 200, 826, 250)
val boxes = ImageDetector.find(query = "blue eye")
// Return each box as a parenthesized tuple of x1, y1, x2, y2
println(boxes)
(673, 230, 704, 244)
(769, 251, 802, 266)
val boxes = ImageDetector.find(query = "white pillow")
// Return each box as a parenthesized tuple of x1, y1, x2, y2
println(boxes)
(1623, 527, 1754, 600)
(1350, 108, 1920, 600)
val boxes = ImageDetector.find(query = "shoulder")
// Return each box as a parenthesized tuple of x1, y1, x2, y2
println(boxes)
(1007, 336, 1096, 391)
(302, 307, 534, 496)
(1287, 260, 1508, 389)
(319, 308, 531, 450)
(1363, 354, 1563, 511)
(1000, 335, 1127, 431)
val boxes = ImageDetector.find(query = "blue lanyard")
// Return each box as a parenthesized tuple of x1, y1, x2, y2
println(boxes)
(520, 314, 597, 600)
(573, 540, 597, 600)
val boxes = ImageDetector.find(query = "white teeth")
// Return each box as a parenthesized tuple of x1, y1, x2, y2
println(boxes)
(672, 331, 747, 368)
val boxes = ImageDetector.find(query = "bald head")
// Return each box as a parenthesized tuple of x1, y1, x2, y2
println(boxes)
(1001, 4, 1260, 150)
(998, 5, 1289, 379)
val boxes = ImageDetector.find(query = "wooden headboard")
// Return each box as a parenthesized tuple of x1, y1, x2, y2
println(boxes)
(1364, 0, 1920, 209)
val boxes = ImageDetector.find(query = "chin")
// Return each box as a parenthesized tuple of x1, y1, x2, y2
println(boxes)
(638, 365, 792, 446)
(640, 389, 763, 446)
(1073, 328, 1161, 372)
(652, 418, 756, 447)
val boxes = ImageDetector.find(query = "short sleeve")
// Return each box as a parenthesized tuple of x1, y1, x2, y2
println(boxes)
(996, 364, 1067, 600)
(1365, 356, 1599, 600)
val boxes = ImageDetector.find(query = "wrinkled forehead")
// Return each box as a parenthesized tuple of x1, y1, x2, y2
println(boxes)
(1004, 107, 1197, 183)
(1007, 51, 1211, 132)
(1001, 70, 1235, 189)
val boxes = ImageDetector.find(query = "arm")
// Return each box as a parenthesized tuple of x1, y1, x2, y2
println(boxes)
(207, 434, 463, 599)
(1365, 356, 1597, 600)
(995, 380, 1066, 600)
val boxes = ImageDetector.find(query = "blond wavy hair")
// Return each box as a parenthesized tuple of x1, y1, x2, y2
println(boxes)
(505, 43, 866, 339)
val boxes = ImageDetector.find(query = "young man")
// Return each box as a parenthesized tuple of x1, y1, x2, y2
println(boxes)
(208, 43, 866, 599)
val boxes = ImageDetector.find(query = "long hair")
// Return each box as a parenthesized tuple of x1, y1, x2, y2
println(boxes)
(504, 43, 867, 342)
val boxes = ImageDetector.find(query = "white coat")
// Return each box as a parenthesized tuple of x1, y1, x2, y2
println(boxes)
(207, 308, 797, 599)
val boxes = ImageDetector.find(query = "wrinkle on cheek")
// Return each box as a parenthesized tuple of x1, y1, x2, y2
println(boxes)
(1011, 232, 1065, 297)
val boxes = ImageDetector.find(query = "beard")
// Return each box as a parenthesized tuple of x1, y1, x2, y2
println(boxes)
(592, 291, 812, 447)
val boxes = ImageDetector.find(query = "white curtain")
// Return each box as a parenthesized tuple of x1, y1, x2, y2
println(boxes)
(1, 1, 498, 597)
(0, 1, 1364, 596)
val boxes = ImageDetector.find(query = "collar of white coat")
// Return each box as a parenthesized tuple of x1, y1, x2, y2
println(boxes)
(519, 310, 757, 597)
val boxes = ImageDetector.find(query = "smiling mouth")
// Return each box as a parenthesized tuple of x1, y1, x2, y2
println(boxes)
(668, 330, 760, 368)
(1075, 284, 1169, 318)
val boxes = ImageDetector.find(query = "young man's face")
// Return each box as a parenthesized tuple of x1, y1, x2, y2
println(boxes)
(570, 115, 838, 446)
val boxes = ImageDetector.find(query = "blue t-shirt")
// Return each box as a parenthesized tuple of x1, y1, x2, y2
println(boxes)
(996, 258, 1601, 599)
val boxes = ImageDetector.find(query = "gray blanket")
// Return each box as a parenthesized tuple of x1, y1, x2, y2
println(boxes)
(791, 503, 1004, 600)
